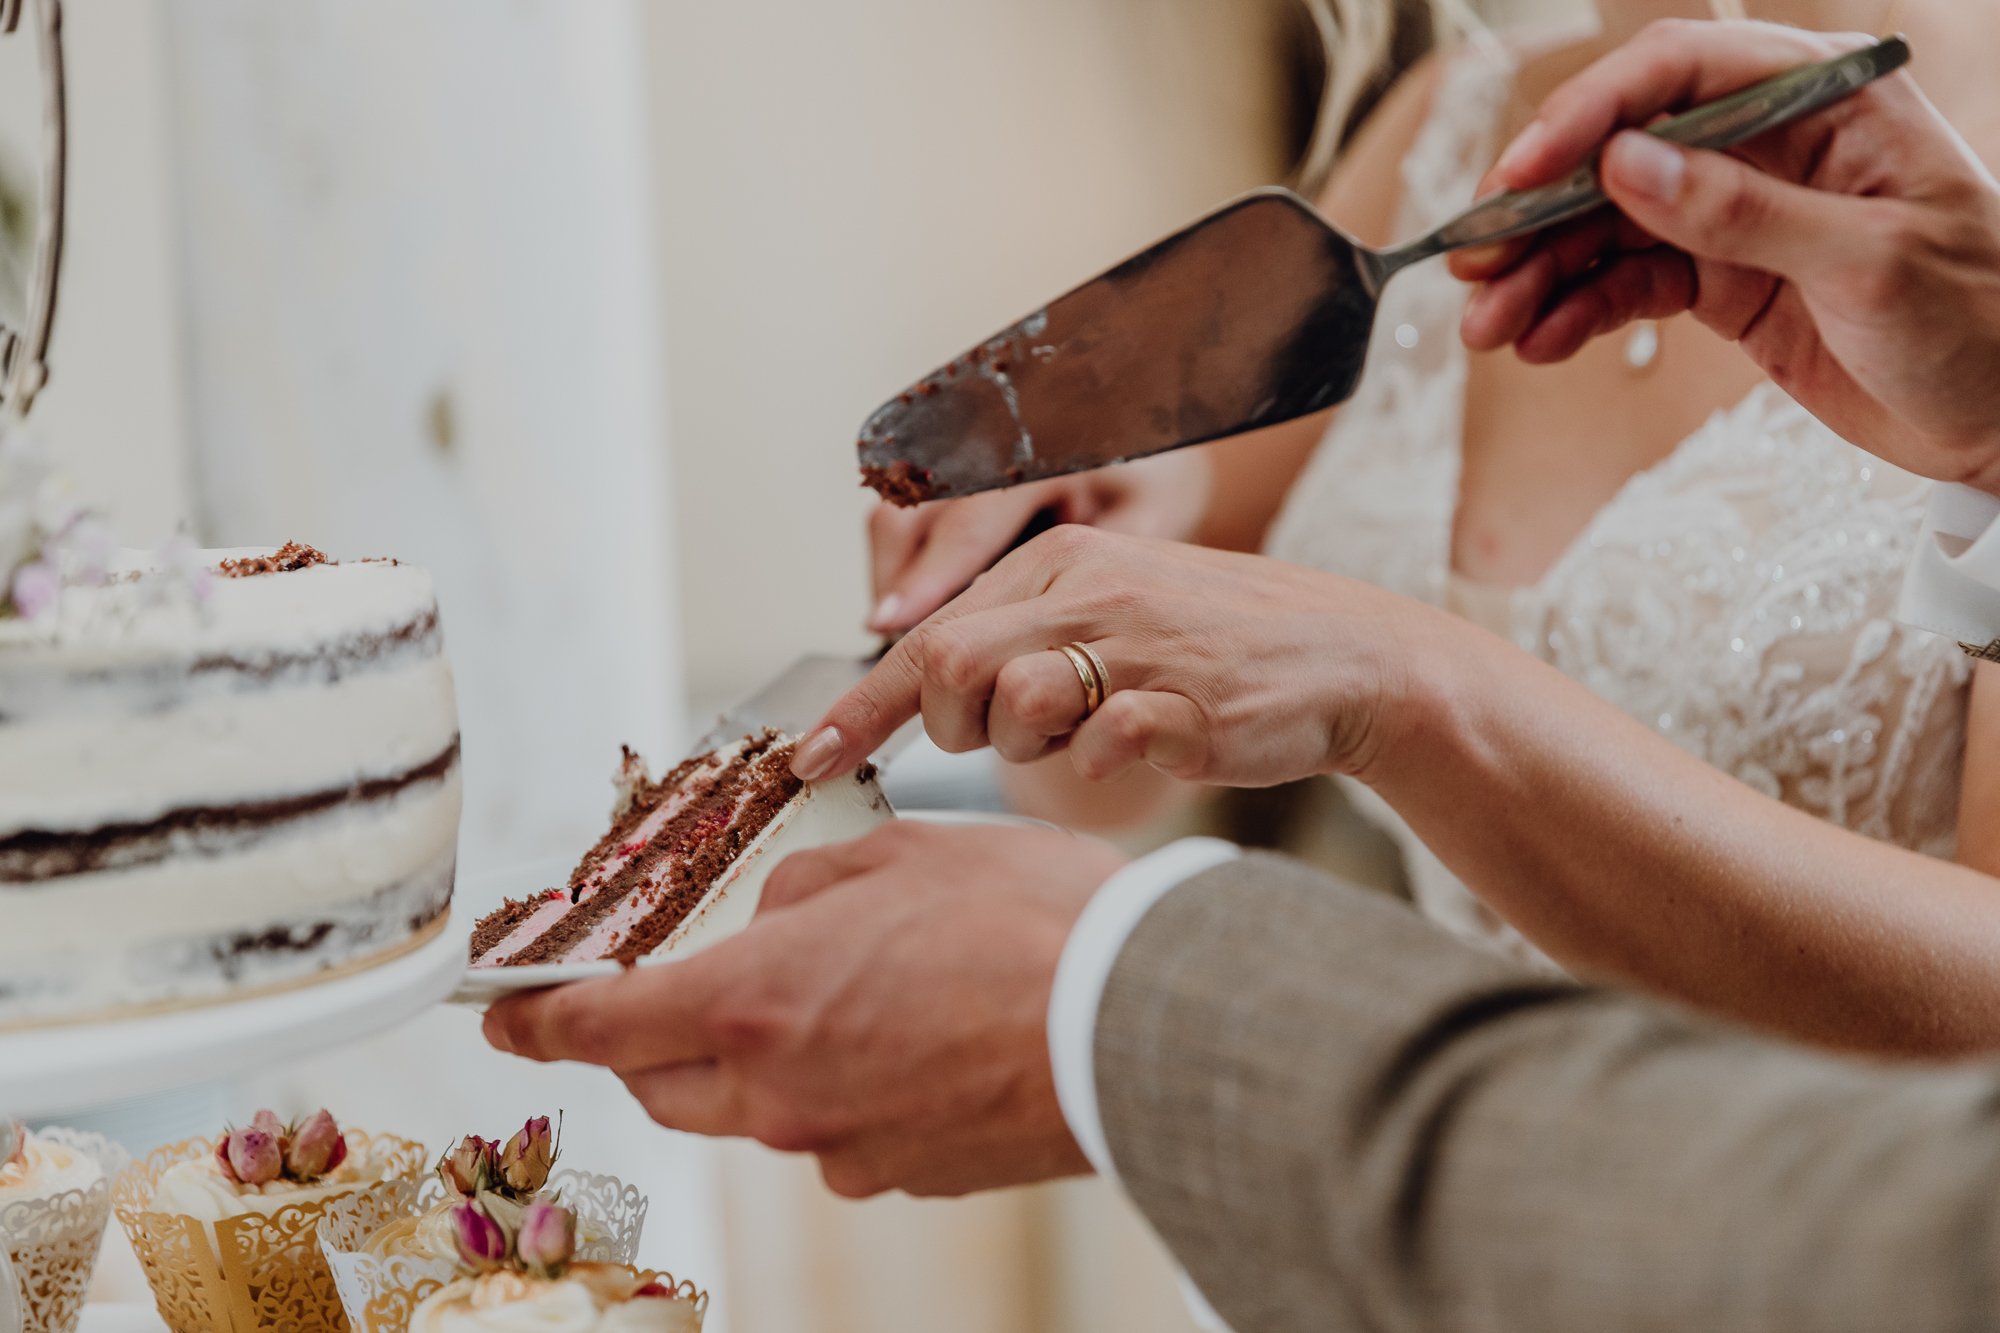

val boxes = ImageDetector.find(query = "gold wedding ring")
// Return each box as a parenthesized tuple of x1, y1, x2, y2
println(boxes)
(1055, 641, 1110, 719)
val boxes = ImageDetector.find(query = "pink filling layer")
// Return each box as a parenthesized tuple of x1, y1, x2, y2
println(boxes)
(473, 772, 716, 966)
(558, 785, 765, 960)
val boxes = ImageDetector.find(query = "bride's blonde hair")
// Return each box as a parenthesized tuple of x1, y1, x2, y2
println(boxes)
(1293, 0, 1481, 194)
(1293, 0, 1747, 191)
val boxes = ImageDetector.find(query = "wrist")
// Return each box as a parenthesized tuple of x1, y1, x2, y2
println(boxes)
(1342, 601, 1509, 795)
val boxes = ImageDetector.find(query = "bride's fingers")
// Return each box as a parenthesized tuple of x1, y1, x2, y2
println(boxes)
(989, 650, 1094, 763)
(909, 602, 1075, 754)
(1461, 211, 1643, 351)
(1515, 247, 1697, 363)
(1068, 690, 1210, 783)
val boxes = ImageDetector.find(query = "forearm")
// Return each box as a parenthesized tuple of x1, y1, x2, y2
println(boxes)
(1096, 858, 2000, 1333)
(1365, 618, 2000, 1056)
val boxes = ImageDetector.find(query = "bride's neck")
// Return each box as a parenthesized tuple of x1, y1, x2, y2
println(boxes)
(1590, 0, 1944, 42)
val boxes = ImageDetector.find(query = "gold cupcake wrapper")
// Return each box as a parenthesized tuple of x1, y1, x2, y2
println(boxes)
(319, 1170, 651, 1333)
(0, 1129, 131, 1333)
(113, 1131, 426, 1333)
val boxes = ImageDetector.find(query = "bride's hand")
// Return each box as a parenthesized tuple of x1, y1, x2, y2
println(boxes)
(796, 525, 1443, 788)
(864, 450, 1212, 634)
(1452, 20, 2000, 493)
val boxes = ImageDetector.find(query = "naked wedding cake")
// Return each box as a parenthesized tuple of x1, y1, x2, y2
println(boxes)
(470, 731, 888, 967)
(0, 542, 461, 1027)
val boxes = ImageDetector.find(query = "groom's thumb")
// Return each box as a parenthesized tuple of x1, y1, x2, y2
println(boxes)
(1602, 130, 1851, 282)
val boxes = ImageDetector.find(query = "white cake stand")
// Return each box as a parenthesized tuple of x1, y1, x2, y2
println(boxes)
(0, 917, 464, 1119)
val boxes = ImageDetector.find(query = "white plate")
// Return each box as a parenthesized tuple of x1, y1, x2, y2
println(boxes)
(447, 810, 1053, 1007)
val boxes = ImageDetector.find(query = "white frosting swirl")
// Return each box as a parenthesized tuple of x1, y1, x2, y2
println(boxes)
(411, 1270, 698, 1333)
(0, 1135, 105, 1206)
(150, 1137, 393, 1222)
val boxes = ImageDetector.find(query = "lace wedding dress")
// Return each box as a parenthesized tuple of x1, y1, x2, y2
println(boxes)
(1264, 47, 1972, 968)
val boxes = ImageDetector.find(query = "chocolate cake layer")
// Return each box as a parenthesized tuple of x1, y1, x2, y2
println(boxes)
(474, 733, 803, 966)
(0, 737, 462, 883)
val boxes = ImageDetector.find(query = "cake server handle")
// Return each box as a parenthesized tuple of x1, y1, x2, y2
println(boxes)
(1369, 34, 1911, 286)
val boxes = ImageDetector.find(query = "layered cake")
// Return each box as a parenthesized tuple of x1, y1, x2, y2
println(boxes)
(470, 731, 889, 967)
(0, 543, 461, 1027)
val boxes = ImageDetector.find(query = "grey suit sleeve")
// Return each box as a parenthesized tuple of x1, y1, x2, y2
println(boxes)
(1094, 852, 2000, 1333)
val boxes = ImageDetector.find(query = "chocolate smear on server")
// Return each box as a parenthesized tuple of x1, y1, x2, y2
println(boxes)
(216, 541, 333, 578)
(478, 732, 804, 967)
(860, 461, 940, 508)
(0, 738, 461, 883)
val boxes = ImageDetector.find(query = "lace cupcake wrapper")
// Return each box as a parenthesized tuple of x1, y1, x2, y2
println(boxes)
(113, 1131, 427, 1333)
(0, 1128, 130, 1333)
(318, 1169, 650, 1333)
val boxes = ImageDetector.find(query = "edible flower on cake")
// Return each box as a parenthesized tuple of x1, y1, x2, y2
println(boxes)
(410, 1198, 700, 1333)
(363, 1116, 569, 1262)
(149, 1109, 391, 1226)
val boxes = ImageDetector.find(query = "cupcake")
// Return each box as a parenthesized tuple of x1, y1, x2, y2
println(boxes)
(114, 1109, 424, 1333)
(0, 1121, 129, 1333)
(407, 1201, 702, 1333)
(322, 1118, 648, 1333)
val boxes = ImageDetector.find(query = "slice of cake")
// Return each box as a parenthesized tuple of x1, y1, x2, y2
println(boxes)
(469, 731, 889, 967)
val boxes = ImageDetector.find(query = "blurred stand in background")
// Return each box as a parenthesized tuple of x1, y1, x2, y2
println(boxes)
(14, 1, 1580, 1330)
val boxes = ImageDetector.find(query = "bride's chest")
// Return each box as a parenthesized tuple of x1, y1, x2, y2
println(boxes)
(1452, 323, 1770, 587)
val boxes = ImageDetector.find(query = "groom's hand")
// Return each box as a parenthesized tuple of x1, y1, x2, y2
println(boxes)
(1454, 19, 2000, 495)
(482, 822, 1125, 1198)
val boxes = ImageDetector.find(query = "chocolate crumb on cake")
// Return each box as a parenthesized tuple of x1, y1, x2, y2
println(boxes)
(470, 729, 892, 968)
(217, 541, 333, 578)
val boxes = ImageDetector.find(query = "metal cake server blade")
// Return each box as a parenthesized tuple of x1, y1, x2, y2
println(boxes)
(856, 36, 1909, 503)
(691, 652, 920, 763)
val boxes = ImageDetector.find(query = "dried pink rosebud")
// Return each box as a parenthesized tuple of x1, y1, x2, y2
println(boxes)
(250, 1109, 285, 1137)
(499, 1117, 556, 1195)
(450, 1200, 510, 1272)
(285, 1109, 345, 1181)
(438, 1135, 496, 1198)
(514, 1201, 576, 1275)
(226, 1130, 282, 1186)
(213, 1135, 238, 1183)
(10, 559, 59, 620)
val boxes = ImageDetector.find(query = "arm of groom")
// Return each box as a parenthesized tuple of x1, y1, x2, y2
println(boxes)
(481, 824, 2000, 1333)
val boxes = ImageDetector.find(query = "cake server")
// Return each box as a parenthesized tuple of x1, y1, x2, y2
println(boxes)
(691, 652, 922, 763)
(855, 35, 1909, 503)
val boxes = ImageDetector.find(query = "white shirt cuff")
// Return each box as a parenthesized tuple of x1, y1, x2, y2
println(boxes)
(1899, 483, 2000, 648)
(1047, 836, 1239, 1180)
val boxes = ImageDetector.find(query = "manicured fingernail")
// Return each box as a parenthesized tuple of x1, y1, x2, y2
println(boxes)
(1605, 132, 1685, 204)
(1493, 120, 1549, 178)
(867, 594, 902, 631)
(792, 726, 845, 781)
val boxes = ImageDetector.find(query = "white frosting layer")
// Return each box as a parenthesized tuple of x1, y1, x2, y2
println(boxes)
(4, 654, 458, 834)
(0, 550, 437, 669)
(412, 1271, 700, 1333)
(0, 1135, 105, 1206)
(0, 547, 461, 1027)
